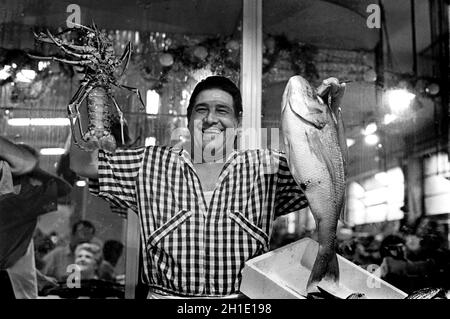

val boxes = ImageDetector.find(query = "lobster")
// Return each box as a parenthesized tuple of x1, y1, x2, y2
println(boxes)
(29, 23, 145, 152)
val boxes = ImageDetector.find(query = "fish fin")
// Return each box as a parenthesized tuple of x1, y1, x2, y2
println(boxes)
(335, 107, 348, 172)
(306, 249, 340, 293)
(317, 80, 348, 167)
(305, 130, 336, 193)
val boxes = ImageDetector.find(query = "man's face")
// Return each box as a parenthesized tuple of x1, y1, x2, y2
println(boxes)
(188, 89, 240, 162)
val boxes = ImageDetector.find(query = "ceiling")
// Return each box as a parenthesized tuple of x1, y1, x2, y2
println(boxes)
(1, 0, 379, 50)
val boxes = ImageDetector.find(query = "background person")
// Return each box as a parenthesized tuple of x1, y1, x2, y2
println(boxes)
(0, 137, 71, 298)
(98, 240, 124, 282)
(42, 220, 97, 282)
(74, 242, 103, 280)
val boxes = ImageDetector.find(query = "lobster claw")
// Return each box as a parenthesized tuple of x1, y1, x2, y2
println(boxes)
(80, 131, 117, 153)
(99, 134, 117, 153)
(82, 131, 100, 151)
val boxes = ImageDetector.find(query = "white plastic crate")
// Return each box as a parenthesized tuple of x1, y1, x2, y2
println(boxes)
(240, 238, 407, 299)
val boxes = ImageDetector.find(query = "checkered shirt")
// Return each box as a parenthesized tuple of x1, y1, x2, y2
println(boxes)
(89, 146, 308, 297)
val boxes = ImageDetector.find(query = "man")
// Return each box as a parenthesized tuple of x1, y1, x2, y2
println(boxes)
(70, 75, 344, 298)
(98, 240, 124, 282)
(42, 220, 97, 282)
(0, 137, 71, 298)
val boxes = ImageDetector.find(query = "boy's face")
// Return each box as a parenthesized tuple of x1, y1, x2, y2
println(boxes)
(188, 89, 240, 162)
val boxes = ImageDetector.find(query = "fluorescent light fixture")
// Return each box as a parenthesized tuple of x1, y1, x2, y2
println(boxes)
(145, 136, 156, 146)
(346, 138, 355, 147)
(383, 113, 398, 125)
(0, 65, 12, 80)
(8, 118, 70, 126)
(146, 90, 160, 114)
(76, 180, 87, 187)
(16, 69, 36, 83)
(363, 122, 377, 136)
(365, 134, 379, 145)
(375, 172, 389, 185)
(40, 148, 65, 155)
(385, 89, 416, 113)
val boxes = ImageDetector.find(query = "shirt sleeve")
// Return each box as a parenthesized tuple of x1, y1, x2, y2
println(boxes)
(88, 147, 146, 212)
(273, 151, 309, 217)
(0, 160, 14, 195)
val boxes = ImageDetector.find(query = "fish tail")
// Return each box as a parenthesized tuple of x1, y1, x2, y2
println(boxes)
(306, 219, 339, 292)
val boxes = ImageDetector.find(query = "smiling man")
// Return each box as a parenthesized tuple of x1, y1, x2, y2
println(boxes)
(70, 75, 344, 298)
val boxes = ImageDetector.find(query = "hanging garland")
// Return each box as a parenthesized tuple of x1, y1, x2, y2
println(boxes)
(140, 35, 241, 94)
(139, 33, 319, 93)
(263, 34, 319, 83)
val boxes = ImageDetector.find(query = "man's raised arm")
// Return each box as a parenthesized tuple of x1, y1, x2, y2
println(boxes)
(0, 136, 38, 175)
(69, 117, 99, 179)
(69, 142, 99, 179)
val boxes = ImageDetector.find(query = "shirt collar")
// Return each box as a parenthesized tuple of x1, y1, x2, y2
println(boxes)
(170, 146, 239, 168)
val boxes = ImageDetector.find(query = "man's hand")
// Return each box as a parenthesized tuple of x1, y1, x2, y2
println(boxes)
(68, 123, 99, 179)
(316, 77, 346, 112)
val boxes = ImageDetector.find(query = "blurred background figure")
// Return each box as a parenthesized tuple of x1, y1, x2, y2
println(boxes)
(98, 240, 124, 282)
(0, 137, 71, 299)
(41, 220, 96, 282)
(74, 242, 103, 280)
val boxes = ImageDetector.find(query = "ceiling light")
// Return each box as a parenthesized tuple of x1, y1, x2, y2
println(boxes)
(16, 69, 37, 83)
(375, 172, 389, 185)
(364, 134, 379, 145)
(0, 65, 12, 80)
(75, 180, 87, 187)
(385, 89, 416, 113)
(363, 122, 377, 136)
(383, 113, 398, 125)
(146, 90, 159, 114)
(346, 138, 355, 147)
(38, 61, 50, 71)
(40, 148, 65, 155)
(8, 118, 70, 126)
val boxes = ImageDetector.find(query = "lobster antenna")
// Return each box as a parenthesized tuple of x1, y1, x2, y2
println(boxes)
(91, 20, 98, 32)
(70, 22, 95, 32)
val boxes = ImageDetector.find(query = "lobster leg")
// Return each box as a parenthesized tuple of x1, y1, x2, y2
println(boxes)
(110, 95, 126, 146)
(45, 30, 94, 60)
(68, 83, 94, 150)
(118, 84, 146, 110)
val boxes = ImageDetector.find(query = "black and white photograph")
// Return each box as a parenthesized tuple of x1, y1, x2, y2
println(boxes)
(0, 0, 449, 305)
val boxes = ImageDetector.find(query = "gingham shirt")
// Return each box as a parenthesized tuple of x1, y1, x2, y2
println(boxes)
(89, 146, 308, 297)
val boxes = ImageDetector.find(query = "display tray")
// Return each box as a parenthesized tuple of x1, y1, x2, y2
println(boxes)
(240, 238, 407, 299)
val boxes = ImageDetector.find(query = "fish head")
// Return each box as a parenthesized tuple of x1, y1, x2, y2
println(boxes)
(282, 76, 328, 129)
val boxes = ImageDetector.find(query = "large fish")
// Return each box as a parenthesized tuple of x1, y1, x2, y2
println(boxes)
(280, 75, 347, 293)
